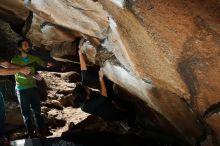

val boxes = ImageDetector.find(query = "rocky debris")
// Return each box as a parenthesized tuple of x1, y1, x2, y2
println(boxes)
(38, 69, 129, 138)
(42, 100, 64, 110)
(39, 71, 79, 100)
(43, 108, 67, 129)
(42, 107, 90, 137)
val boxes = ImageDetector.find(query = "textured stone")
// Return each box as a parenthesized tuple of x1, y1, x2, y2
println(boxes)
(39, 71, 77, 100)
(0, 20, 20, 59)
(26, 14, 77, 50)
(50, 41, 78, 63)
(205, 114, 220, 145)
(0, 0, 28, 24)
(1, 0, 220, 145)
(102, 61, 202, 144)
(25, 0, 109, 38)
(99, 0, 189, 99)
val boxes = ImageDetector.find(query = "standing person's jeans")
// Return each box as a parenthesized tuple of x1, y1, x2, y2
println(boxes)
(0, 89, 5, 138)
(16, 87, 45, 135)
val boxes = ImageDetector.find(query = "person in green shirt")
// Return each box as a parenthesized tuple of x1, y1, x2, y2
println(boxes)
(11, 39, 48, 138)
(0, 57, 30, 145)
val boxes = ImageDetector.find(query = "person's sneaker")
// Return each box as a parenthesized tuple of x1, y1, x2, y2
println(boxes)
(0, 137, 11, 146)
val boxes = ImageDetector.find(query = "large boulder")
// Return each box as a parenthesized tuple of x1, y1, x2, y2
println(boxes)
(26, 14, 78, 50)
(1, 0, 220, 145)
(25, 0, 109, 39)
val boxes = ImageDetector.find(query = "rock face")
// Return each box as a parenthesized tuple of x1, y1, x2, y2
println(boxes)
(25, 0, 109, 39)
(0, 0, 28, 25)
(1, 0, 220, 145)
(0, 20, 20, 59)
(26, 14, 79, 50)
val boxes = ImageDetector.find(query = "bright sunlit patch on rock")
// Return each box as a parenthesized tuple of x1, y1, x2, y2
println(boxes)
(103, 62, 155, 109)
(110, 0, 126, 9)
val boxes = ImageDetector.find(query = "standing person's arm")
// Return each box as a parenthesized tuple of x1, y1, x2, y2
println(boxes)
(31, 56, 45, 80)
(99, 68, 107, 97)
(0, 61, 20, 68)
(35, 56, 46, 67)
(33, 56, 55, 80)
(35, 56, 55, 69)
(0, 68, 29, 75)
(0, 61, 31, 75)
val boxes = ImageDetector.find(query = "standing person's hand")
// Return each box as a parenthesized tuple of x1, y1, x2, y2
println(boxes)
(19, 67, 31, 75)
(33, 73, 43, 81)
(47, 62, 54, 68)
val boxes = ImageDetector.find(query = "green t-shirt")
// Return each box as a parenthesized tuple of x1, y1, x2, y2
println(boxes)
(11, 54, 46, 90)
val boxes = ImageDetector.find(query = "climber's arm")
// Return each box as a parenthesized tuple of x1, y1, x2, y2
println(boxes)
(78, 46, 87, 71)
(99, 68, 107, 97)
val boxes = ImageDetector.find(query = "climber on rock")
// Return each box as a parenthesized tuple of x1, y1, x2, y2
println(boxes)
(11, 38, 51, 138)
(0, 58, 31, 145)
(71, 43, 136, 127)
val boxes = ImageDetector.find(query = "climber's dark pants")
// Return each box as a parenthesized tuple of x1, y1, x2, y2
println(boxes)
(16, 87, 45, 134)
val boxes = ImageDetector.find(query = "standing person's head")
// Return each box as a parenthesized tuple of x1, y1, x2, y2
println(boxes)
(17, 39, 30, 54)
(72, 83, 90, 107)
